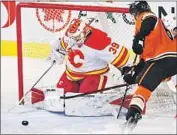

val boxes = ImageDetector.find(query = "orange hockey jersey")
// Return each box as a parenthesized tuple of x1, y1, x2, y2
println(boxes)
(135, 12, 177, 61)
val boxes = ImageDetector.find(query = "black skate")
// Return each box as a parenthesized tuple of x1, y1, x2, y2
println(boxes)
(121, 113, 142, 134)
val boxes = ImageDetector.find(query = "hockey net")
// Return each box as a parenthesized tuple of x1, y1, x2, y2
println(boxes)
(16, 2, 176, 116)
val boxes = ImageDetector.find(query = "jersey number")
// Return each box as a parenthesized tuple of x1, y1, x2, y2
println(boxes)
(109, 42, 119, 54)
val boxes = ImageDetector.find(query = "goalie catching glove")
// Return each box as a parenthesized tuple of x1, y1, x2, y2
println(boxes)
(46, 38, 66, 65)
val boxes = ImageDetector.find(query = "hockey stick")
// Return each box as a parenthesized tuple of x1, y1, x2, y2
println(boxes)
(131, 54, 138, 74)
(60, 83, 129, 99)
(116, 85, 130, 119)
(116, 54, 138, 119)
(19, 61, 56, 105)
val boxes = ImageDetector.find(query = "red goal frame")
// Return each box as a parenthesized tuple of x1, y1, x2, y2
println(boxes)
(16, 2, 129, 101)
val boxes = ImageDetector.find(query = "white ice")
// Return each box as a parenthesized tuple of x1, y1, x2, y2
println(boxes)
(1, 57, 176, 134)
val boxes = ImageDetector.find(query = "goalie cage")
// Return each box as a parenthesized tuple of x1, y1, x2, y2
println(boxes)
(16, 2, 176, 117)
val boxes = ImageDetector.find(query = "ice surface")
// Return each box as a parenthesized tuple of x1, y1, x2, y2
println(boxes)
(1, 57, 176, 134)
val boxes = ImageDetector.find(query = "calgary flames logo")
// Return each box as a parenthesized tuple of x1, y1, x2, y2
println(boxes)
(68, 49, 85, 68)
(36, 8, 71, 33)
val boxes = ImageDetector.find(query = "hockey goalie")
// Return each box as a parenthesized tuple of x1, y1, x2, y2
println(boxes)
(31, 18, 133, 116)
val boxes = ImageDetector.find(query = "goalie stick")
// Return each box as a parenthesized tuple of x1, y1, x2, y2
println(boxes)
(19, 83, 129, 100)
(116, 85, 130, 119)
(60, 83, 129, 99)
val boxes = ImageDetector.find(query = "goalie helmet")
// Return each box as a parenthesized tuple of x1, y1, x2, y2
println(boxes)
(65, 19, 92, 46)
(129, 1, 151, 18)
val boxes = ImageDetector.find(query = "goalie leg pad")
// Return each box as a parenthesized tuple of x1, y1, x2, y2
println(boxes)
(31, 87, 65, 112)
(44, 88, 65, 112)
(65, 92, 126, 116)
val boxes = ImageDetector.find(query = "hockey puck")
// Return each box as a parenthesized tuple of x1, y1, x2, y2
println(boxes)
(22, 120, 29, 126)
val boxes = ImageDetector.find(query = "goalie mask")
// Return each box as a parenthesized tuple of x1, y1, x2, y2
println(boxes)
(65, 19, 92, 46)
(129, 1, 151, 18)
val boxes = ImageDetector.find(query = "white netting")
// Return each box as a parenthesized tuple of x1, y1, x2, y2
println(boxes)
(17, 2, 176, 117)
(146, 82, 176, 116)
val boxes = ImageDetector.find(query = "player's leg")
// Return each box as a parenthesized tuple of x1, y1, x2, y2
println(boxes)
(137, 57, 177, 91)
(56, 71, 80, 93)
(79, 75, 107, 93)
(126, 57, 177, 120)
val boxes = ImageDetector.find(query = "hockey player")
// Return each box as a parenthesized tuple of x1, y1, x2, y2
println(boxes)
(33, 18, 132, 115)
(30, 18, 132, 115)
(122, 1, 177, 122)
(47, 18, 130, 94)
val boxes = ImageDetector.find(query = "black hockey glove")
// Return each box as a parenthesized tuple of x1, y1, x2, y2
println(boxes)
(122, 66, 136, 85)
(123, 73, 136, 85)
(132, 36, 143, 55)
(121, 66, 135, 76)
(123, 59, 145, 85)
(126, 106, 142, 121)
